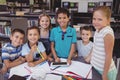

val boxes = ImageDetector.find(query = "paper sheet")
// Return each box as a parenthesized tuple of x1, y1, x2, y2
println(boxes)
(44, 74, 62, 80)
(51, 58, 92, 79)
(9, 61, 50, 78)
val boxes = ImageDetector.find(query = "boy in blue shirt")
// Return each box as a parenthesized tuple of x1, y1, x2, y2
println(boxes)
(50, 8, 77, 64)
(0, 28, 25, 74)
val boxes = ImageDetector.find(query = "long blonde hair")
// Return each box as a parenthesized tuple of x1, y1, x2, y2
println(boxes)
(93, 6, 111, 20)
(38, 14, 52, 30)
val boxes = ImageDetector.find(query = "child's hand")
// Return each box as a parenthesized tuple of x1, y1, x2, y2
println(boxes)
(55, 57, 60, 62)
(102, 74, 108, 80)
(47, 56, 53, 62)
(67, 59, 71, 65)
(19, 56, 26, 63)
(0, 66, 7, 74)
(28, 62, 35, 67)
(31, 45, 37, 53)
(84, 57, 90, 63)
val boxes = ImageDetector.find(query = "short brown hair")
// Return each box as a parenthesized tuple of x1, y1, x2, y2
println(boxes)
(80, 26, 92, 33)
(27, 26, 40, 35)
(11, 28, 25, 36)
(56, 8, 69, 18)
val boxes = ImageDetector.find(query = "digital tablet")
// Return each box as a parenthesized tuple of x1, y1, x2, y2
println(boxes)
(51, 62, 69, 67)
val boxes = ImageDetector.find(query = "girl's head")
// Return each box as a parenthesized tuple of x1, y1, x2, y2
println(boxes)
(56, 8, 70, 28)
(80, 26, 92, 43)
(92, 6, 111, 31)
(27, 26, 40, 44)
(38, 14, 52, 30)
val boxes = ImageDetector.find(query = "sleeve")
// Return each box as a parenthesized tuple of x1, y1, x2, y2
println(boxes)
(38, 42, 46, 53)
(1, 44, 10, 60)
(21, 44, 29, 56)
(103, 27, 114, 38)
(50, 28, 55, 42)
(72, 28, 77, 43)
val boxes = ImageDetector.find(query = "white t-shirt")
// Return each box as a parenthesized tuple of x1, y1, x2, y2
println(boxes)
(91, 26, 115, 71)
(77, 40, 93, 58)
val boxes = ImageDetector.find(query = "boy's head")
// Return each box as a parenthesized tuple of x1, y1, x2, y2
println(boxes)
(80, 26, 92, 42)
(10, 28, 25, 47)
(56, 8, 70, 28)
(56, 8, 69, 18)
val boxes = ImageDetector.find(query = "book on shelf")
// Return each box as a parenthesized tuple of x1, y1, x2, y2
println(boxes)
(0, 22, 11, 36)
(28, 20, 38, 27)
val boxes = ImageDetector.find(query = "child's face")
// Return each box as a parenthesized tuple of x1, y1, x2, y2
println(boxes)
(10, 32, 24, 47)
(40, 16, 50, 29)
(57, 13, 69, 28)
(80, 30, 91, 42)
(92, 10, 110, 31)
(27, 29, 40, 45)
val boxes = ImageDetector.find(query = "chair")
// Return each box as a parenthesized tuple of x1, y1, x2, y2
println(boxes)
(11, 18, 28, 42)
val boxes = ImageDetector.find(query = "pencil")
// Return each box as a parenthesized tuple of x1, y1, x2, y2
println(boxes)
(86, 67, 92, 79)
(24, 66, 32, 74)
(37, 48, 44, 60)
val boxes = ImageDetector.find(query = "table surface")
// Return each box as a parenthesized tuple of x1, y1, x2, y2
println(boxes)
(0, 57, 102, 80)
(72, 57, 102, 80)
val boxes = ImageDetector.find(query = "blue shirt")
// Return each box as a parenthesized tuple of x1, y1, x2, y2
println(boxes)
(50, 26, 77, 58)
(2, 43, 22, 61)
(22, 41, 45, 60)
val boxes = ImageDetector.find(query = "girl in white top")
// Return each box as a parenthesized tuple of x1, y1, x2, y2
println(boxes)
(76, 26, 93, 60)
(87, 6, 117, 80)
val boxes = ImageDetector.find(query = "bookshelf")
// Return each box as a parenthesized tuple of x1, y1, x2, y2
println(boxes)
(0, 12, 55, 55)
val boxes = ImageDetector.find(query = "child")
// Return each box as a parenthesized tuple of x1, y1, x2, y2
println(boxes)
(1, 28, 25, 74)
(38, 14, 53, 61)
(22, 26, 47, 67)
(89, 6, 117, 80)
(76, 26, 93, 60)
(50, 8, 77, 64)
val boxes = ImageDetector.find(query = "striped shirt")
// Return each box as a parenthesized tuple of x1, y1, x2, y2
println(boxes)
(2, 43, 22, 61)
(91, 26, 115, 71)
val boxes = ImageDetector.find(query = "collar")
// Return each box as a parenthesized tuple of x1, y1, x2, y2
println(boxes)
(57, 26, 72, 33)
(8, 42, 20, 48)
(27, 41, 38, 49)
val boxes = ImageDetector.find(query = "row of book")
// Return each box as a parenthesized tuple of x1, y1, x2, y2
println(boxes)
(0, 21, 11, 37)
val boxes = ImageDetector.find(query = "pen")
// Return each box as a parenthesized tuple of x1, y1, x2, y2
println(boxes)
(52, 66, 60, 70)
(37, 48, 44, 60)
(86, 67, 92, 79)
(24, 66, 32, 74)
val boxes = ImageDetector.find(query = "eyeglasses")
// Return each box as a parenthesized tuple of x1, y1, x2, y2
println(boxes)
(62, 32, 66, 40)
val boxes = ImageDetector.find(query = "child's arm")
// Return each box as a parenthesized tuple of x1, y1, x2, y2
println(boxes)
(3, 56, 25, 69)
(67, 43, 76, 65)
(51, 42, 60, 62)
(28, 52, 47, 67)
(102, 34, 114, 80)
(25, 45, 36, 62)
(25, 50, 34, 62)
(85, 48, 93, 63)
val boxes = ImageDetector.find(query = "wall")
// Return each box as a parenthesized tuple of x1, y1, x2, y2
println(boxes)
(61, 0, 113, 12)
